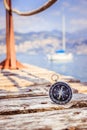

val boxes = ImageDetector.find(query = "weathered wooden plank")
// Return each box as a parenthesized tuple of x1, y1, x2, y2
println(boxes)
(0, 69, 50, 92)
(0, 67, 87, 94)
(0, 84, 50, 99)
(0, 94, 87, 116)
(0, 65, 87, 130)
(0, 108, 87, 130)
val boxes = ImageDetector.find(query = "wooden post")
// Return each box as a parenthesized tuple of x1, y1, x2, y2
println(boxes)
(0, 0, 25, 69)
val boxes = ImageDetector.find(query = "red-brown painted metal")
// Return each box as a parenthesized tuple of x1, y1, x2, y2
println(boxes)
(0, 0, 25, 69)
(0, 0, 57, 69)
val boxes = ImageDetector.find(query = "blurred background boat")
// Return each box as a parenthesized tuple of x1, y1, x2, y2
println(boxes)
(47, 50, 73, 61)
(47, 15, 73, 62)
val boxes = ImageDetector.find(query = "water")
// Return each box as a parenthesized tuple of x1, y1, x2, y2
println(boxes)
(0, 53, 87, 82)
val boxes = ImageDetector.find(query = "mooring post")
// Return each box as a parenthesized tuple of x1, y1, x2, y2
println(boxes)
(0, 0, 25, 69)
(0, 0, 57, 69)
(5, 0, 16, 69)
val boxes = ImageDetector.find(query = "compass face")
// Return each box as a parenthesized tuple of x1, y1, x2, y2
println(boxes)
(49, 82, 72, 105)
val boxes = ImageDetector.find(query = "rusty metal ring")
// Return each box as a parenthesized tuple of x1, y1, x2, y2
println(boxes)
(51, 74, 59, 82)
(4, 0, 58, 16)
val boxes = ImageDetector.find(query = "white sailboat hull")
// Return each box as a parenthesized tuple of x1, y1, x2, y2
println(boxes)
(47, 53, 73, 61)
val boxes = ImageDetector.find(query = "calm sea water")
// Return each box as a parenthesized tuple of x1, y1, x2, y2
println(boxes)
(0, 53, 87, 82)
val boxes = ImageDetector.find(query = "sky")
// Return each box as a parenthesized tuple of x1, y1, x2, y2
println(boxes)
(0, 0, 87, 33)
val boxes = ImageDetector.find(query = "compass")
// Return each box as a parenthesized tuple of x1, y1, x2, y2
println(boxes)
(49, 82, 72, 105)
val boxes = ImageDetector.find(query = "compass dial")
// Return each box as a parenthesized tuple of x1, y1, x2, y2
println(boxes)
(49, 82, 72, 105)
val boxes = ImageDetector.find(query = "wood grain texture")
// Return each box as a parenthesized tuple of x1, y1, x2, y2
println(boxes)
(0, 64, 87, 130)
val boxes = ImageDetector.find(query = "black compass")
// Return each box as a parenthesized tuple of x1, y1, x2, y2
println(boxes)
(49, 82, 72, 105)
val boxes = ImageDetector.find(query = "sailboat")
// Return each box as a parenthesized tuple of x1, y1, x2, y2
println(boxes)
(47, 16, 73, 61)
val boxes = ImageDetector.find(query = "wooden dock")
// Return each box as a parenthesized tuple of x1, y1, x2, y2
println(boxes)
(0, 64, 87, 130)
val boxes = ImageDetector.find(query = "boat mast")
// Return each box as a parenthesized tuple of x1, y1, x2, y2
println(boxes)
(62, 15, 66, 51)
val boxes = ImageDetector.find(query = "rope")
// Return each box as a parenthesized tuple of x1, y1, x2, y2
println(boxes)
(4, 0, 58, 16)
